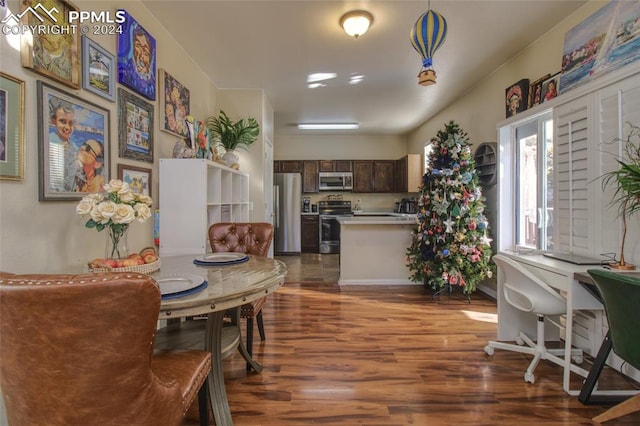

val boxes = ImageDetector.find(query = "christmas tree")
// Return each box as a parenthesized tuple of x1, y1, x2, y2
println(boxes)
(406, 121, 494, 294)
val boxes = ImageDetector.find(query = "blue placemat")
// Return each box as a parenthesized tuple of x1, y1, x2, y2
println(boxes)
(161, 281, 208, 300)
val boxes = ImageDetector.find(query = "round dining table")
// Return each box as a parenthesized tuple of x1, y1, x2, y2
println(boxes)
(154, 254, 287, 426)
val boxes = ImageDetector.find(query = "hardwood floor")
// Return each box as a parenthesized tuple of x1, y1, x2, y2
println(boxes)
(176, 254, 640, 425)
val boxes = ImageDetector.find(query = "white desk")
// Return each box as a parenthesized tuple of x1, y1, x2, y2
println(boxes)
(498, 252, 605, 394)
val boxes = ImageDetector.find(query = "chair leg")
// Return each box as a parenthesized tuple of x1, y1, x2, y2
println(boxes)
(197, 379, 209, 426)
(246, 318, 254, 356)
(257, 310, 266, 341)
(593, 393, 640, 423)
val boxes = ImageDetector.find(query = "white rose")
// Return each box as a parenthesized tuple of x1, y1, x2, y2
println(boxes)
(104, 179, 131, 198)
(91, 201, 117, 224)
(76, 198, 96, 215)
(112, 203, 136, 224)
(134, 203, 152, 222)
(119, 191, 136, 203)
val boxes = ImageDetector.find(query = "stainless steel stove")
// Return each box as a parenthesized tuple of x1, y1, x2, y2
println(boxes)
(318, 200, 352, 254)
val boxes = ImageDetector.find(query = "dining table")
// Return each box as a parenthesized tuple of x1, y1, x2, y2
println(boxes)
(153, 253, 287, 426)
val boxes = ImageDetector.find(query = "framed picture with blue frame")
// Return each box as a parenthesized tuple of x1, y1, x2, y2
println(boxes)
(117, 9, 156, 100)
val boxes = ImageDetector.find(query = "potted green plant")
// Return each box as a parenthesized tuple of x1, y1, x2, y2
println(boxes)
(205, 110, 260, 169)
(601, 123, 640, 270)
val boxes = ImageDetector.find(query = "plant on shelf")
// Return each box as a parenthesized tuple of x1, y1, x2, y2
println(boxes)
(406, 121, 494, 295)
(205, 110, 260, 169)
(600, 123, 640, 270)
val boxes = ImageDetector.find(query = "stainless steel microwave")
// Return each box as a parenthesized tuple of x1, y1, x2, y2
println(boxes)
(318, 172, 353, 191)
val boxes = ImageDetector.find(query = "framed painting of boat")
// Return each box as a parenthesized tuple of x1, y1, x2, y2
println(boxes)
(560, 0, 640, 94)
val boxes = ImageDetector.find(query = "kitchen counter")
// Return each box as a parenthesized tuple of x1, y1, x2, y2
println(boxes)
(352, 211, 417, 219)
(336, 215, 417, 286)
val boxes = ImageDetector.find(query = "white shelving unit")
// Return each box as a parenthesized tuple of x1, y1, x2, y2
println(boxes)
(159, 158, 250, 256)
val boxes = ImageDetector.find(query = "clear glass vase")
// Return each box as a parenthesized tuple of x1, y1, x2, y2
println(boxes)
(105, 225, 129, 260)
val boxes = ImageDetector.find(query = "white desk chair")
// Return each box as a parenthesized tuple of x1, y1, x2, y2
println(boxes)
(485, 254, 583, 383)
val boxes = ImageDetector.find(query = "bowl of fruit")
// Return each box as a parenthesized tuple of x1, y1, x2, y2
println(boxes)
(88, 247, 161, 275)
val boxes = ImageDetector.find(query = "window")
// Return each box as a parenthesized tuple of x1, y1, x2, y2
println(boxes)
(514, 113, 554, 250)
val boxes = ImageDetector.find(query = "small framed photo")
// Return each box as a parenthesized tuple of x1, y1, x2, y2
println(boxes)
(82, 36, 116, 102)
(0, 72, 25, 181)
(117, 9, 156, 100)
(118, 88, 154, 163)
(20, 0, 81, 89)
(505, 79, 529, 118)
(159, 69, 190, 137)
(540, 73, 560, 104)
(118, 163, 152, 197)
(527, 74, 549, 109)
(37, 81, 110, 201)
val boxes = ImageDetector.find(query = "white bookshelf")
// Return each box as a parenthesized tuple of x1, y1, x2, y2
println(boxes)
(159, 159, 250, 256)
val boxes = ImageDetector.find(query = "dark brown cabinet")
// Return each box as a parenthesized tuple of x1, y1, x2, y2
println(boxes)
(319, 160, 353, 172)
(279, 160, 303, 173)
(302, 161, 319, 193)
(394, 154, 422, 193)
(301, 215, 319, 253)
(373, 161, 394, 192)
(353, 161, 373, 193)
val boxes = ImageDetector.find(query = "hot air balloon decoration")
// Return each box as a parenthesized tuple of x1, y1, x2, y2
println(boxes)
(410, 3, 448, 86)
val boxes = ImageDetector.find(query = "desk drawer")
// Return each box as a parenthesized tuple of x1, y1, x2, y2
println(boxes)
(560, 310, 599, 356)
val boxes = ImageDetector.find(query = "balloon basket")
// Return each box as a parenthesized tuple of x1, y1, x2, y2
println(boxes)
(418, 69, 437, 86)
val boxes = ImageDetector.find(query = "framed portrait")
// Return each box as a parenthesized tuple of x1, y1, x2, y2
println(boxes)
(117, 9, 156, 100)
(118, 163, 152, 197)
(37, 81, 110, 201)
(505, 78, 529, 118)
(540, 73, 560, 104)
(118, 88, 154, 163)
(20, 0, 81, 89)
(527, 74, 549, 109)
(82, 36, 115, 102)
(159, 69, 190, 137)
(0, 72, 25, 181)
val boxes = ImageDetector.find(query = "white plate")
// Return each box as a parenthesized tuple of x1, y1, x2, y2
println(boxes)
(195, 252, 248, 264)
(155, 274, 205, 296)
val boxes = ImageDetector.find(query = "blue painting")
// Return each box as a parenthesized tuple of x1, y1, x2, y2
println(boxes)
(560, 0, 640, 94)
(117, 10, 156, 100)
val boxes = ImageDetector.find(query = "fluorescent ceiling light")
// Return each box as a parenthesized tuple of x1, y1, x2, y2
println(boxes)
(307, 73, 337, 83)
(298, 123, 359, 130)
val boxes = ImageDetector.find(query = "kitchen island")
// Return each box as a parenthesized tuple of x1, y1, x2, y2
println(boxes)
(336, 214, 418, 285)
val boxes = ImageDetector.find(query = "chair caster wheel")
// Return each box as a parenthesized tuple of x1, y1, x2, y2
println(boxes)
(484, 345, 494, 356)
(573, 355, 583, 364)
(524, 372, 535, 383)
(516, 337, 525, 346)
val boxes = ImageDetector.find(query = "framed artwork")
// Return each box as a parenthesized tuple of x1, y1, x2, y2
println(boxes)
(505, 79, 529, 118)
(20, 0, 81, 89)
(527, 74, 549, 109)
(118, 88, 154, 163)
(118, 163, 152, 197)
(0, 72, 25, 181)
(159, 69, 190, 137)
(560, 1, 640, 94)
(37, 81, 110, 201)
(82, 36, 115, 102)
(540, 73, 560, 104)
(117, 9, 156, 100)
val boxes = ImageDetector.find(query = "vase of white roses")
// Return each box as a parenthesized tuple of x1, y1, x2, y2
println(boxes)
(76, 179, 153, 260)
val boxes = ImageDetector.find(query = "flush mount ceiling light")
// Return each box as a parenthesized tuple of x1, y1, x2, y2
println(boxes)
(298, 123, 359, 130)
(340, 10, 373, 39)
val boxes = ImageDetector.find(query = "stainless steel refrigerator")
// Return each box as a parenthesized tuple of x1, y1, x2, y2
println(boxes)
(274, 173, 302, 253)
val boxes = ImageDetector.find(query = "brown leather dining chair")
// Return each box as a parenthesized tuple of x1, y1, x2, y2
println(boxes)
(0, 271, 211, 426)
(209, 222, 274, 359)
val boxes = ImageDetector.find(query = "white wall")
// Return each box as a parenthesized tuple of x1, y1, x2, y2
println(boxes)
(0, 0, 219, 273)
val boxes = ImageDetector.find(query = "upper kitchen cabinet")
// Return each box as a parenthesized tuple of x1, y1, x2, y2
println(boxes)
(279, 160, 304, 173)
(395, 154, 422, 193)
(319, 160, 353, 172)
(302, 160, 319, 193)
(353, 160, 394, 193)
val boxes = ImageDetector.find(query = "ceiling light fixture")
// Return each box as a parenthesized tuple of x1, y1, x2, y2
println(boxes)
(298, 123, 359, 130)
(340, 10, 373, 39)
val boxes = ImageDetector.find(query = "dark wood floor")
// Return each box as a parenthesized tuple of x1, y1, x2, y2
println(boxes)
(170, 263, 640, 424)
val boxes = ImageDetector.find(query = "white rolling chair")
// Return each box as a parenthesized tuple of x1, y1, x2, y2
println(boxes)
(484, 254, 583, 384)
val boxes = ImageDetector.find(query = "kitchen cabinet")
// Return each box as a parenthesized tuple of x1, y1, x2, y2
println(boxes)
(373, 161, 394, 192)
(159, 159, 249, 256)
(279, 160, 304, 173)
(353, 160, 394, 193)
(302, 160, 319, 193)
(301, 215, 320, 253)
(353, 161, 373, 193)
(395, 154, 423, 193)
(320, 160, 353, 172)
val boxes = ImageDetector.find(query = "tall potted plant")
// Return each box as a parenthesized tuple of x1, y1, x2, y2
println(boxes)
(601, 123, 640, 270)
(205, 110, 260, 169)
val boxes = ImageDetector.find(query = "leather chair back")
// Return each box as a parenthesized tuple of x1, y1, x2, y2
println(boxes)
(209, 222, 273, 256)
(0, 272, 205, 426)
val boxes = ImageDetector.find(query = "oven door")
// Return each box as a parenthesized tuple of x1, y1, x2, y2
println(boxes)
(319, 214, 349, 254)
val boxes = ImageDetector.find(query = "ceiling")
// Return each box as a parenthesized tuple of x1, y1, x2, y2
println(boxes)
(142, 0, 588, 136)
